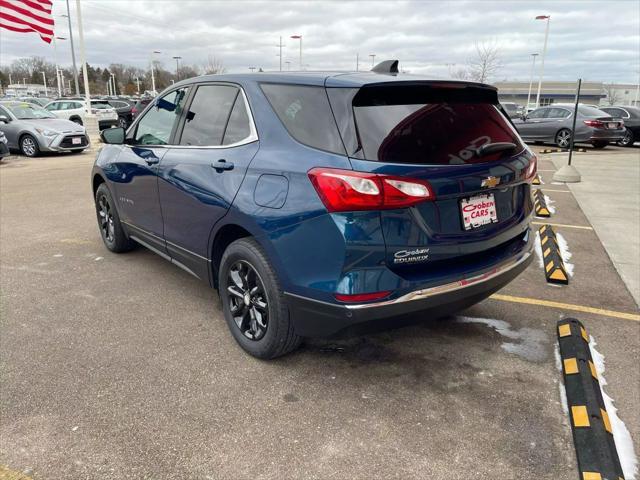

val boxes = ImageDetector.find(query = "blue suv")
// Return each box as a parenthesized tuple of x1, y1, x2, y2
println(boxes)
(93, 64, 536, 358)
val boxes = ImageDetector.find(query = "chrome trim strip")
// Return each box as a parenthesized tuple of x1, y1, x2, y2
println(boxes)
(285, 244, 532, 311)
(345, 247, 532, 310)
(123, 222, 211, 263)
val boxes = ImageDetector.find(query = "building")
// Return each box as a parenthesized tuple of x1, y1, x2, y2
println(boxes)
(3, 83, 50, 97)
(495, 81, 640, 108)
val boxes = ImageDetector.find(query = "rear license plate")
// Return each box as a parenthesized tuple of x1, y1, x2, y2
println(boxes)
(607, 122, 617, 129)
(461, 193, 498, 230)
(72, 137, 81, 145)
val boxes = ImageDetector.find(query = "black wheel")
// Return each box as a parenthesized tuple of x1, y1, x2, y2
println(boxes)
(591, 141, 608, 149)
(71, 117, 83, 126)
(118, 117, 127, 129)
(20, 134, 40, 157)
(94, 183, 135, 253)
(618, 130, 635, 147)
(555, 129, 572, 148)
(219, 238, 301, 359)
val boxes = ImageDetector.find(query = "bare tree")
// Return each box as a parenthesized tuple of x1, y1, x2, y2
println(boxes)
(467, 41, 502, 83)
(603, 83, 621, 105)
(202, 55, 226, 75)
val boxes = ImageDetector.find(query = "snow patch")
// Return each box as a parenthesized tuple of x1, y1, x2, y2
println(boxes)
(457, 316, 548, 362)
(534, 231, 544, 268)
(543, 194, 556, 214)
(555, 232, 574, 277)
(590, 336, 638, 480)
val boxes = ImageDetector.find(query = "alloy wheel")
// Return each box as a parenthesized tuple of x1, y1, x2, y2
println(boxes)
(556, 130, 571, 148)
(226, 260, 269, 340)
(619, 130, 633, 147)
(97, 195, 115, 244)
(21, 137, 36, 156)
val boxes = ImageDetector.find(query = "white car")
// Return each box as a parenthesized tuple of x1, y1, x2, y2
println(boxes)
(44, 99, 118, 130)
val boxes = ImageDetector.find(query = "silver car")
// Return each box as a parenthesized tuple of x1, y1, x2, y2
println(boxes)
(513, 104, 626, 149)
(0, 101, 89, 157)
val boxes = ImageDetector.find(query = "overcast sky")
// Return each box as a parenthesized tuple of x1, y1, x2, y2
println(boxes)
(1, 0, 639, 83)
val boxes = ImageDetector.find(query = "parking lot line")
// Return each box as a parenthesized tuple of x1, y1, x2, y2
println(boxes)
(533, 189, 572, 193)
(531, 221, 594, 231)
(490, 294, 640, 322)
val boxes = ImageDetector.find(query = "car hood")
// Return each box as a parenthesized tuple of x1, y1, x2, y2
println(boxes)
(20, 118, 86, 134)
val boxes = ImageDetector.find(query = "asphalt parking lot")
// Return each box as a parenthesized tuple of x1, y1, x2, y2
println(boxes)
(1, 145, 638, 479)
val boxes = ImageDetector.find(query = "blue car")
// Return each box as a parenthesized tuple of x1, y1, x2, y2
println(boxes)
(92, 63, 536, 358)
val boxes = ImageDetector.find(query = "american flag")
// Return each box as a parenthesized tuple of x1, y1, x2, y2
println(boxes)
(0, 0, 54, 44)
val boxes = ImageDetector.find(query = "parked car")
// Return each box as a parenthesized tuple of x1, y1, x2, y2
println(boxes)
(599, 106, 639, 147)
(0, 101, 89, 157)
(92, 69, 536, 359)
(500, 102, 524, 119)
(513, 104, 626, 149)
(131, 97, 152, 120)
(19, 97, 51, 107)
(106, 98, 136, 129)
(44, 99, 118, 130)
(0, 129, 9, 160)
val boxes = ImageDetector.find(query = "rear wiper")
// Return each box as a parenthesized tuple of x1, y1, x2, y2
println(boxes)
(475, 142, 517, 157)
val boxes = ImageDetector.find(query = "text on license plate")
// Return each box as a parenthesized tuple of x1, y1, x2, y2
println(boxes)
(607, 122, 617, 129)
(461, 193, 498, 230)
(72, 137, 82, 144)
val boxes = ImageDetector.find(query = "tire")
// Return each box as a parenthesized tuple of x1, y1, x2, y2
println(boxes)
(71, 117, 83, 126)
(20, 134, 40, 157)
(618, 130, 635, 147)
(555, 129, 572, 148)
(591, 141, 608, 149)
(219, 238, 302, 359)
(94, 183, 135, 253)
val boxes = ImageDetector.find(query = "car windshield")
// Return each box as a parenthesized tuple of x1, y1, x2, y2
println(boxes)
(5, 103, 56, 119)
(92, 102, 112, 109)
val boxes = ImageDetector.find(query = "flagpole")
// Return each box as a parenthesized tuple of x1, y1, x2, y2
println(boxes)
(75, 0, 91, 113)
(65, 0, 80, 95)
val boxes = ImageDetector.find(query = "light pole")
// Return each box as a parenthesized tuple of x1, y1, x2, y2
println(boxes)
(369, 54, 376, 67)
(290, 35, 302, 70)
(356, 53, 359, 71)
(534, 15, 551, 108)
(53, 36, 67, 97)
(526, 53, 539, 111)
(172, 56, 181, 80)
(62, 1, 80, 95)
(150, 50, 161, 95)
(41, 72, 48, 96)
(8, 74, 12, 86)
(276, 36, 285, 71)
(110, 72, 116, 96)
(135, 76, 140, 94)
(285, 61, 291, 71)
(249, 66, 256, 73)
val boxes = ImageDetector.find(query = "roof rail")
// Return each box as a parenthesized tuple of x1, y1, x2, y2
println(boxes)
(371, 60, 399, 75)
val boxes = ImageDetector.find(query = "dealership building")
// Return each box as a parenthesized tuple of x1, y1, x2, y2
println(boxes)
(495, 81, 639, 107)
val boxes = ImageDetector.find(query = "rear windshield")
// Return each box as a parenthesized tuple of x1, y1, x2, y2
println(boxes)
(577, 105, 608, 117)
(354, 102, 523, 165)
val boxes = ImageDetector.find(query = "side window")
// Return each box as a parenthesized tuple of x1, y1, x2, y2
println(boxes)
(547, 108, 570, 118)
(260, 83, 346, 155)
(72, 102, 83, 110)
(222, 94, 252, 145)
(133, 88, 189, 146)
(179, 85, 238, 146)
(45, 102, 58, 111)
(527, 108, 546, 119)
(0, 106, 10, 118)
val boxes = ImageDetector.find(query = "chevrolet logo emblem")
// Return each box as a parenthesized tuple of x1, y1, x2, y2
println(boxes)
(481, 176, 500, 188)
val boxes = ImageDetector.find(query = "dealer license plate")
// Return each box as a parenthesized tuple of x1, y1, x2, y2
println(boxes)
(461, 193, 498, 230)
(72, 137, 82, 145)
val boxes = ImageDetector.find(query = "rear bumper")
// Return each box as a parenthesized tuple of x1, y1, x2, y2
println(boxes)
(285, 236, 533, 337)
(587, 129, 626, 142)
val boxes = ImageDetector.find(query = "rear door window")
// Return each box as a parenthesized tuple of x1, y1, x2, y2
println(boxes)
(179, 85, 238, 146)
(260, 84, 345, 155)
(527, 108, 547, 119)
(222, 94, 252, 145)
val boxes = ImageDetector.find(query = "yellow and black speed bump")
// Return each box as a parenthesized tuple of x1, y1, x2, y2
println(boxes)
(539, 224, 569, 284)
(533, 189, 551, 217)
(532, 174, 542, 185)
(557, 319, 625, 480)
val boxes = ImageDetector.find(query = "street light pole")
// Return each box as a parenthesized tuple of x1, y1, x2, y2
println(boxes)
(526, 53, 539, 111)
(356, 53, 359, 71)
(41, 72, 48, 96)
(172, 56, 181, 80)
(276, 36, 285, 71)
(369, 54, 376, 67)
(290, 35, 302, 70)
(63, 0, 80, 95)
(150, 50, 161, 95)
(75, 0, 91, 112)
(135, 76, 140, 94)
(534, 15, 551, 108)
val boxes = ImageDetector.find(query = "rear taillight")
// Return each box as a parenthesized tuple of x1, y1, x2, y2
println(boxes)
(525, 154, 538, 181)
(583, 119, 605, 128)
(334, 291, 392, 303)
(308, 167, 434, 212)
(131, 107, 138, 115)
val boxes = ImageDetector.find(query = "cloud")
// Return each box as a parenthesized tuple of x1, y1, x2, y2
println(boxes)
(1, 0, 638, 82)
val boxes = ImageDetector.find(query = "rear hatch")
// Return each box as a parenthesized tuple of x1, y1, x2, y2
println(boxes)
(327, 81, 535, 277)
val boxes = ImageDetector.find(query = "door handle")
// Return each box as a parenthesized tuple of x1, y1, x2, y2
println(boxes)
(211, 159, 234, 171)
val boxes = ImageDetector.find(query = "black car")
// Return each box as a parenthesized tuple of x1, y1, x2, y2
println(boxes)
(0, 129, 9, 160)
(599, 106, 639, 147)
(131, 97, 153, 120)
(107, 98, 136, 129)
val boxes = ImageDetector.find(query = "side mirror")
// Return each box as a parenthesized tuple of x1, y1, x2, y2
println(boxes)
(0, 115, 10, 123)
(100, 127, 125, 144)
